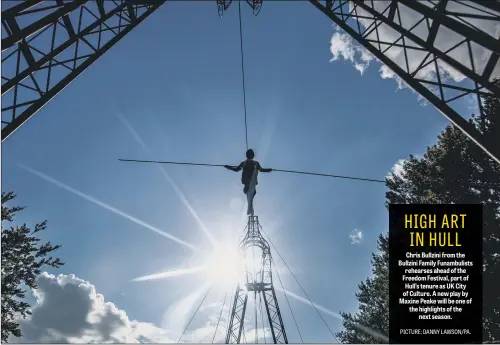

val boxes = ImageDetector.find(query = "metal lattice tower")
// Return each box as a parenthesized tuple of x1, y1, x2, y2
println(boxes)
(226, 215, 287, 344)
(1, 0, 499, 163)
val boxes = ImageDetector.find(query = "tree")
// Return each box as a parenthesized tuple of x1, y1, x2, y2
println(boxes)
(335, 234, 389, 343)
(1, 192, 64, 343)
(386, 88, 500, 341)
(336, 85, 500, 343)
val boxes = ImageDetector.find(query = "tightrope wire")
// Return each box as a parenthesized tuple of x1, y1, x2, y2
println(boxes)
(118, 159, 385, 184)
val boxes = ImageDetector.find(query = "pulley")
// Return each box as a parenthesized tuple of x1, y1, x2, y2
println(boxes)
(217, 0, 263, 17)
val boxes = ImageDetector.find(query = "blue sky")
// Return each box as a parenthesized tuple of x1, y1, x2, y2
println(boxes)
(1, 1, 478, 343)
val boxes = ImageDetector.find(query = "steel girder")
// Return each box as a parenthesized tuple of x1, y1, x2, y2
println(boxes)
(226, 285, 250, 344)
(2, 0, 499, 164)
(226, 216, 288, 344)
(262, 287, 288, 344)
(1, 0, 165, 140)
(310, 0, 500, 164)
(225, 278, 287, 344)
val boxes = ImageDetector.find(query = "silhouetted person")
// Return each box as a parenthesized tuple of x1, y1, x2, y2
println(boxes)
(224, 149, 272, 215)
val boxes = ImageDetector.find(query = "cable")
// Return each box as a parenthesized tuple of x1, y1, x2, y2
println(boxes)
(118, 159, 385, 184)
(272, 258, 304, 343)
(118, 158, 225, 168)
(238, 0, 249, 151)
(260, 229, 340, 343)
(242, 324, 247, 344)
(177, 287, 212, 343)
(212, 293, 228, 343)
(272, 168, 384, 183)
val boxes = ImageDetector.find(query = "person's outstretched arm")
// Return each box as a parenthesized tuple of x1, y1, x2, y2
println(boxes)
(257, 163, 272, 173)
(224, 162, 244, 172)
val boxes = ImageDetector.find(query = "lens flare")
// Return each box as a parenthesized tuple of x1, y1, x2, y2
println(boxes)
(205, 243, 245, 289)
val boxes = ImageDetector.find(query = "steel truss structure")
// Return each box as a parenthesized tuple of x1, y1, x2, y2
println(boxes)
(309, 0, 500, 163)
(217, 0, 263, 17)
(226, 216, 287, 344)
(1, 0, 163, 140)
(1, 0, 499, 163)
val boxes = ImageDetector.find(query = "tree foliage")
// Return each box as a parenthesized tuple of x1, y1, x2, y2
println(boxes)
(336, 86, 500, 343)
(335, 234, 390, 343)
(1, 192, 64, 343)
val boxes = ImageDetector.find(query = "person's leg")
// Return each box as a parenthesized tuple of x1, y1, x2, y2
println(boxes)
(251, 189, 256, 215)
(247, 191, 252, 215)
(247, 186, 256, 216)
(243, 184, 252, 215)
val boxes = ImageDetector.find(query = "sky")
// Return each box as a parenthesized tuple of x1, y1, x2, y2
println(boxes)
(1, 1, 492, 343)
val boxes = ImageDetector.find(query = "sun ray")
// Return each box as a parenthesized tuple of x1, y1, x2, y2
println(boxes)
(163, 282, 212, 332)
(115, 111, 219, 249)
(132, 266, 207, 282)
(279, 287, 389, 343)
(18, 164, 198, 252)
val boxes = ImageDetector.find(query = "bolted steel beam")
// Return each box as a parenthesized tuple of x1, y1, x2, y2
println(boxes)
(310, 0, 500, 164)
(1, 0, 165, 141)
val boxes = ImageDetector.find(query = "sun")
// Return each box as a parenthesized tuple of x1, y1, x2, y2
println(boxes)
(204, 241, 246, 290)
(131, 239, 265, 290)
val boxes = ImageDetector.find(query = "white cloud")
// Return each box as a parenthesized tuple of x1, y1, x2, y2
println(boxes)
(10, 272, 269, 344)
(349, 229, 364, 244)
(387, 158, 407, 181)
(9, 272, 175, 343)
(387, 154, 425, 182)
(329, 1, 500, 100)
(330, 28, 373, 76)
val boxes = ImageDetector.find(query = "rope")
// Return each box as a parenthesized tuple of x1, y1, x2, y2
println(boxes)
(272, 259, 304, 342)
(260, 229, 340, 343)
(118, 159, 385, 184)
(238, 0, 249, 151)
(177, 287, 212, 343)
(212, 292, 228, 343)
